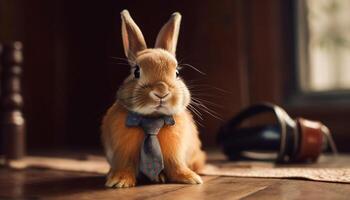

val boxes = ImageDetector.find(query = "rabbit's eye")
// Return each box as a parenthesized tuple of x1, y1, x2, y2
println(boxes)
(134, 66, 140, 78)
(176, 70, 180, 78)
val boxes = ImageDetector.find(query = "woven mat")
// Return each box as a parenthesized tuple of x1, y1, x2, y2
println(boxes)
(5, 155, 350, 184)
(199, 164, 350, 183)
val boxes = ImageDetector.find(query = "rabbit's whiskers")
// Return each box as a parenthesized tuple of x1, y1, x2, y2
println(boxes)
(176, 84, 224, 122)
(178, 62, 206, 75)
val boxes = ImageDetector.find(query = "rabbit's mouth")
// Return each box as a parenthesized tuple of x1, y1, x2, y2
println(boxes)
(152, 103, 171, 115)
(152, 96, 166, 109)
(154, 103, 166, 111)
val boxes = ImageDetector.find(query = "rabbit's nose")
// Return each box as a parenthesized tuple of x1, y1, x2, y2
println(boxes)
(150, 91, 170, 100)
(154, 92, 169, 99)
(150, 81, 170, 99)
(154, 81, 168, 93)
(150, 81, 170, 101)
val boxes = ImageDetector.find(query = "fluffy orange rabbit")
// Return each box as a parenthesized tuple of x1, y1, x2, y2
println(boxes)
(101, 10, 206, 188)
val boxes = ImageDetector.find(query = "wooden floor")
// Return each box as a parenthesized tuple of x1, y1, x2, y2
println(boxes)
(0, 167, 349, 200)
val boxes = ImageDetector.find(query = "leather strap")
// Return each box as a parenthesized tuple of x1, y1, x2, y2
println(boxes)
(218, 103, 298, 163)
(217, 103, 337, 163)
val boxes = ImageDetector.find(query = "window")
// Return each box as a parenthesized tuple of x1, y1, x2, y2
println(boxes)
(297, 0, 350, 92)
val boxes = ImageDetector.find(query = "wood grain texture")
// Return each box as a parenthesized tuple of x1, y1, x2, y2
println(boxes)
(6, 154, 350, 184)
(2, 153, 350, 199)
(0, 168, 349, 200)
(242, 179, 350, 200)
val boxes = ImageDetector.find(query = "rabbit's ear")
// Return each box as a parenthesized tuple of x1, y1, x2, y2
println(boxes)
(121, 10, 147, 62)
(155, 12, 181, 55)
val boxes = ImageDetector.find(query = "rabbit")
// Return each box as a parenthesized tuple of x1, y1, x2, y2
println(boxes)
(101, 9, 206, 188)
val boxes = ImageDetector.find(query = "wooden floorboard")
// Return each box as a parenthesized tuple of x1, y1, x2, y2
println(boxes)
(148, 177, 275, 200)
(1, 168, 349, 200)
(241, 179, 350, 200)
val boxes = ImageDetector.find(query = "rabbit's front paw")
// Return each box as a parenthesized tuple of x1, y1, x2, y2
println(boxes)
(168, 168, 203, 184)
(105, 171, 136, 188)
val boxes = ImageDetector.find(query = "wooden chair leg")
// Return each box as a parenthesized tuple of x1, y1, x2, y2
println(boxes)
(0, 42, 26, 160)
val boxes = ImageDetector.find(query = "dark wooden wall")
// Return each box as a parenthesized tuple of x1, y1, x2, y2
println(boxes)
(1, 0, 349, 152)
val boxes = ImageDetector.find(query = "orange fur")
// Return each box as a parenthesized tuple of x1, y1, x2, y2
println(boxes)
(101, 103, 205, 187)
(102, 10, 206, 188)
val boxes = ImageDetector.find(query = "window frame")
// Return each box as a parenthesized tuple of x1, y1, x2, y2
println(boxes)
(286, 0, 350, 108)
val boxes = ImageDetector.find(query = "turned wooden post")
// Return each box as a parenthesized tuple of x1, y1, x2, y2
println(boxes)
(0, 42, 26, 160)
(0, 44, 2, 156)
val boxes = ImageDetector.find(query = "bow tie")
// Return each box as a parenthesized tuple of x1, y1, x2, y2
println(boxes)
(126, 112, 175, 181)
